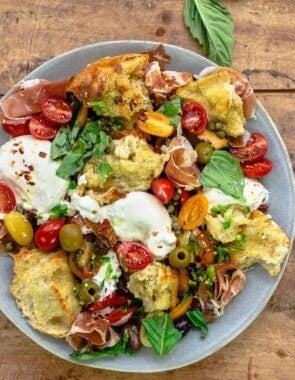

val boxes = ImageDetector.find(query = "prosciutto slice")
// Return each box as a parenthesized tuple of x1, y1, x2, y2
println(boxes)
(66, 311, 120, 352)
(164, 136, 200, 190)
(0, 78, 71, 122)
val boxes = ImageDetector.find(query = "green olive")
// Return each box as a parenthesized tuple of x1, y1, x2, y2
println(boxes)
(77, 280, 99, 305)
(195, 141, 214, 165)
(168, 246, 192, 269)
(59, 223, 83, 252)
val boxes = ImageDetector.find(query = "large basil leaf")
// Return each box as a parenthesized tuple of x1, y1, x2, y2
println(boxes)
(183, 0, 235, 66)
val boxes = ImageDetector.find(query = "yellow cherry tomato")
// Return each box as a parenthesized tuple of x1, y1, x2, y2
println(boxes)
(137, 111, 174, 138)
(4, 211, 33, 246)
(178, 193, 208, 230)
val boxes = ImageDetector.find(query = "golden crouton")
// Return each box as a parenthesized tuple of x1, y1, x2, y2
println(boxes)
(177, 69, 245, 137)
(66, 53, 153, 119)
(10, 248, 81, 337)
(80, 135, 166, 197)
(127, 262, 179, 312)
(205, 206, 250, 244)
(230, 210, 290, 276)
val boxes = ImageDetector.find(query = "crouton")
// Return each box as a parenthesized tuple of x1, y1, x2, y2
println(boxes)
(177, 69, 245, 137)
(66, 53, 153, 119)
(80, 135, 166, 196)
(10, 248, 81, 337)
(127, 262, 179, 312)
(230, 210, 290, 276)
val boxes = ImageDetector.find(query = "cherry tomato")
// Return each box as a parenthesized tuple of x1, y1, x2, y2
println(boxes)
(34, 219, 65, 251)
(197, 231, 215, 267)
(0, 183, 16, 213)
(4, 211, 33, 246)
(87, 292, 129, 312)
(229, 133, 268, 164)
(116, 241, 152, 271)
(178, 189, 191, 207)
(242, 158, 273, 178)
(178, 193, 209, 230)
(181, 101, 208, 135)
(41, 98, 73, 124)
(29, 115, 59, 140)
(59, 223, 83, 252)
(105, 306, 137, 326)
(150, 177, 175, 205)
(2, 121, 30, 137)
(69, 242, 101, 280)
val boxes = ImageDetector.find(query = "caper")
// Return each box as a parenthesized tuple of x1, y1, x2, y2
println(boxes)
(168, 246, 192, 269)
(214, 121, 223, 130)
(216, 130, 226, 138)
(77, 280, 99, 305)
(195, 141, 215, 165)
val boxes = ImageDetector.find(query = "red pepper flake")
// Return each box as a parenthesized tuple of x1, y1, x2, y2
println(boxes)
(18, 146, 24, 154)
(28, 181, 35, 186)
(39, 151, 47, 158)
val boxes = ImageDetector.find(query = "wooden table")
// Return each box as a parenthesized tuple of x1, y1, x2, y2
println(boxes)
(0, 1, 294, 379)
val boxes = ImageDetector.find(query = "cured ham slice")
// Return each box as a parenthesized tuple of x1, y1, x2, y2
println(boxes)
(165, 136, 200, 190)
(66, 311, 120, 352)
(0, 78, 71, 121)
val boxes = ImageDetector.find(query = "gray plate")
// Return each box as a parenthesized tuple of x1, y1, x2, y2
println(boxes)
(0, 41, 294, 373)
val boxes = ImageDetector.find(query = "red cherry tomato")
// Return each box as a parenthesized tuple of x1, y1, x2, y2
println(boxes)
(178, 188, 191, 207)
(2, 121, 30, 137)
(242, 158, 273, 178)
(150, 177, 175, 205)
(116, 241, 152, 271)
(41, 98, 73, 124)
(105, 306, 137, 326)
(181, 101, 208, 135)
(87, 292, 129, 312)
(29, 115, 59, 140)
(0, 183, 16, 213)
(229, 133, 268, 164)
(34, 219, 65, 251)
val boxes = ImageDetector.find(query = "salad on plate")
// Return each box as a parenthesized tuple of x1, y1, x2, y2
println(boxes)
(0, 45, 290, 360)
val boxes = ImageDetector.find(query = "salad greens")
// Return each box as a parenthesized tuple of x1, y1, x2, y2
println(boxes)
(50, 120, 111, 180)
(183, 0, 235, 66)
(70, 331, 134, 361)
(187, 310, 208, 338)
(142, 314, 182, 355)
(200, 150, 246, 202)
(157, 96, 182, 128)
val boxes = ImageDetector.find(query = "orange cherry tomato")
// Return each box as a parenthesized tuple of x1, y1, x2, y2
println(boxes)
(178, 193, 208, 230)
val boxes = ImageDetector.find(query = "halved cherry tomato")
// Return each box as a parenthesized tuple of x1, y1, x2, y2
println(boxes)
(116, 241, 152, 271)
(34, 219, 65, 251)
(181, 101, 208, 135)
(242, 158, 273, 178)
(29, 115, 59, 140)
(150, 177, 175, 205)
(88, 292, 129, 312)
(105, 306, 137, 326)
(0, 183, 16, 214)
(229, 133, 268, 164)
(69, 242, 101, 280)
(178, 188, 191, 207)
(2, 121, 30, 137)
(197, 231, 215, 267)
(178, 193, 208, 230)
(41, 98, 73, 124)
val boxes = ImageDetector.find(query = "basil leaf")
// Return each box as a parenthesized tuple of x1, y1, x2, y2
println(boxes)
(98, 162, 115, 180)
(50, 125, 71, 160)
(142, 314, 182, 355)
(200, 150, 245, 202)
(50, 203, 69, 218)
(55, 121, 111, 180)
(157, 96, 182, 127)
(186, 309, 208, 338)
(183, 0, 235, 66)
(70, 331, 133, 361)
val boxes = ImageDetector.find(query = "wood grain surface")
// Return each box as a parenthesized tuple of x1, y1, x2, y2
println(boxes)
(0, 1, 294, 379)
